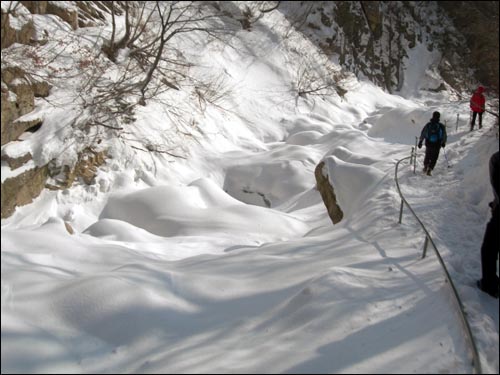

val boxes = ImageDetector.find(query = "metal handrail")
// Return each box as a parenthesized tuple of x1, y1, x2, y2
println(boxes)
(395, 152, 482, 374)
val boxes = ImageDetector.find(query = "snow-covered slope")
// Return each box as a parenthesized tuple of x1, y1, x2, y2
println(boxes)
(1, 2, 498, 374)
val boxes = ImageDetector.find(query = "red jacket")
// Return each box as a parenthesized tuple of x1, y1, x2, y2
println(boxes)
(470, 87, 486, 112)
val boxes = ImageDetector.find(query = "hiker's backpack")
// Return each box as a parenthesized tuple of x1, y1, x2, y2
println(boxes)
(427, 122, 442, 143)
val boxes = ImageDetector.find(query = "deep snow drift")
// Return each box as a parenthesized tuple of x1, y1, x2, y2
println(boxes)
(1, 3, 498, 374)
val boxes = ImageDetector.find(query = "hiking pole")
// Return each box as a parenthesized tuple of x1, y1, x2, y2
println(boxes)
(443, 147, 451, 168)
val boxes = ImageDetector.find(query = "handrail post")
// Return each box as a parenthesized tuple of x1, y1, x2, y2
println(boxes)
(412, 147, 416, 174)
(422, 235, 429, 259)
(398, 198, 404, 224)
(414, 137, 418, 173)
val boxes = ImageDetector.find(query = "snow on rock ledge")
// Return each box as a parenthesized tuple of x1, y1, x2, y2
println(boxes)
(315, 155, 386, 225)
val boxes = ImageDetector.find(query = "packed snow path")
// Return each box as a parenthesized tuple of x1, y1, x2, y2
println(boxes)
(399, 126, 499, 373)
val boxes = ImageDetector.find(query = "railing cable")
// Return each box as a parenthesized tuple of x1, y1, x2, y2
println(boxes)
(394, 151, 482, 374)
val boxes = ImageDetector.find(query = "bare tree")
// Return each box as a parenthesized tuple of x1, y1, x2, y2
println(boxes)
(105, 1, 153, 62)
(193, 74, 234, 112)
(293, 55, 347, 101)
(134, 2, 228, 105)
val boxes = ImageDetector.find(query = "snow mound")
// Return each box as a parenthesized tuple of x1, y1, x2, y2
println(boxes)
(96, 178, 309, 241)
(84, 218, 166, 242)
(285, 130, 324, 145)
(367, 107, 425, 144)
(222, 144, 319, 208)
(322, 156, 386, 219)
(224, 160, 313, 208)
(329, 146, 378, 166)
(49, 272, 197, 347)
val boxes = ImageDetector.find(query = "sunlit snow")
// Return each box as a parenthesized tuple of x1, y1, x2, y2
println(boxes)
(1, 2, 498, 374)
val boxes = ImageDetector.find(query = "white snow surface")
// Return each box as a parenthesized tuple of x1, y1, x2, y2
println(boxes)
(1, 4, 499, 374)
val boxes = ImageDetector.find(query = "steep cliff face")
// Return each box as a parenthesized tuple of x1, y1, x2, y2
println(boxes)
(280, 1, 498, 94)
(438, 1, 499, 94)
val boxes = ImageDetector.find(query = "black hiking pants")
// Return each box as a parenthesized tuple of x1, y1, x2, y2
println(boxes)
(471, 111, 483, 130)
(480, 206, 499, 291)
(424, 143, 441, 171)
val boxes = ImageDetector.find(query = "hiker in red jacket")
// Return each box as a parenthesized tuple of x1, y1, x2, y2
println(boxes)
(470, 86, 486, 131)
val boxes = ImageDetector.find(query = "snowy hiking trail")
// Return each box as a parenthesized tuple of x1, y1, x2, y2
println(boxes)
(399, 126, 499, 373)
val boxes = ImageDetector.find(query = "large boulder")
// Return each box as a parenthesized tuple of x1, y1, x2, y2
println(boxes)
(314, 161, 343, 225)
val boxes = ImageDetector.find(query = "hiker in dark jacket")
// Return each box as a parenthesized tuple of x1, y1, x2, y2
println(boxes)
(477, 151, 500, 298)
(418, 111, 447, 176)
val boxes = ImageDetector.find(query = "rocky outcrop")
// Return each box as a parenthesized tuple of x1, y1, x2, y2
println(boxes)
(1, 3, 113, 219)
(1, 164, 49, 219)
(0, 4, 34, 49)
(438, 2, 499, 94)
(20, 1, 48, 14)
(46, 1, 78, 30)
(21, 1, 78, 31)
(1, 147, 108, 218)
(1, 152, 33, 170)
(46, 148, 108, 190)
(64, 221, 74, 234)
(75, 1, 126, 27)
(314, 161, 343, 225)
(1, 66, 50, 145)
(281, 2, 483, 93)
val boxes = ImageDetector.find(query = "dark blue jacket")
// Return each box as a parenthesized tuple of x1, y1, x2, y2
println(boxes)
(419, 119, 447, 147)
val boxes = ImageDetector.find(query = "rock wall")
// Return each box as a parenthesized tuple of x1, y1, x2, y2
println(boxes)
(1, 165, 49, 219)
(1, 66, 49, 146)
(1, 2, 111, 219)
(0, 3, 34, 49)
(1, 148, 107, 218)
(281, 1, 491, 93)
(438, 1, 499, 94)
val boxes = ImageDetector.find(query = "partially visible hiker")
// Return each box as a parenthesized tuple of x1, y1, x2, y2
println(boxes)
(470, 86, 486, 131)
(418, 111, 447, 176)
(477, 151, 500, 298)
